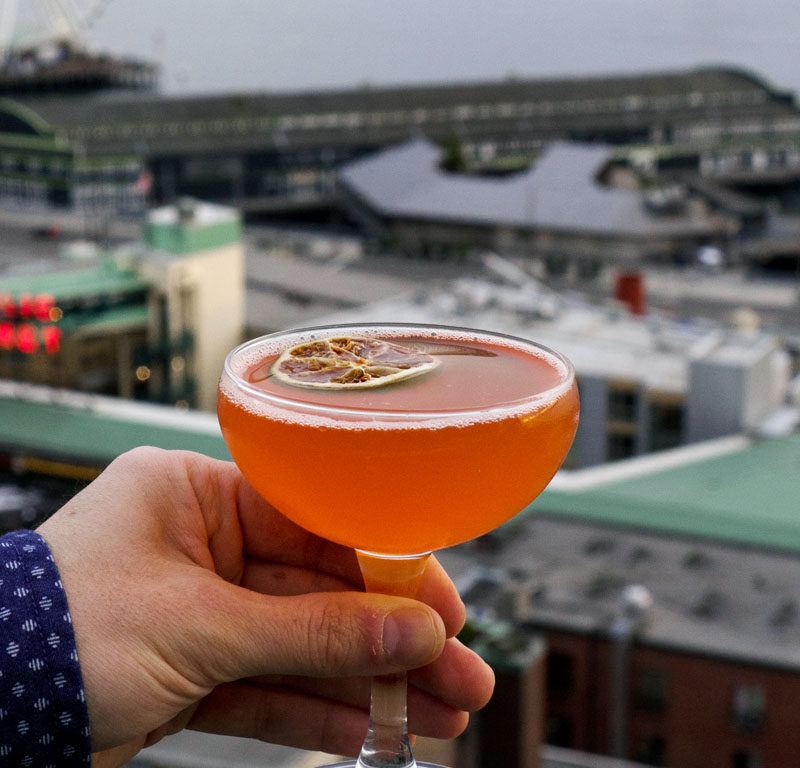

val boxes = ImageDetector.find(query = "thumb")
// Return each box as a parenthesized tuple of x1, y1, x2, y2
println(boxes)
(185, 581, 447, 683)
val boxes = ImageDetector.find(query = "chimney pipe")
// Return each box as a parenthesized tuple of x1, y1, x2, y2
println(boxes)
(609, 585, 653, 759)
(615, 272, 646, 315)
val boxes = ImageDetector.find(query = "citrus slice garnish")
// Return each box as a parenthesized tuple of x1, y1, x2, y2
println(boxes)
(272, 336, 440, 389)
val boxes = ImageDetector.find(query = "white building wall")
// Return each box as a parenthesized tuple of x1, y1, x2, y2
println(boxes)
(685, 339, 788, 443)
(137, 235, 245, 411)
(181, 242, 245, 411)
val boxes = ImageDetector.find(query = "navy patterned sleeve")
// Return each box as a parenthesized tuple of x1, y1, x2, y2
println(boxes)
(0, 529, 92, 766)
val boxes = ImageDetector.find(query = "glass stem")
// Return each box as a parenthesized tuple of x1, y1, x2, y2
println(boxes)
(357, 671, 414, 768)
(355, 550, 432, 768)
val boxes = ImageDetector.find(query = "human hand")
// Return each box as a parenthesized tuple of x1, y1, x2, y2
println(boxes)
(37, 447, 494, 766)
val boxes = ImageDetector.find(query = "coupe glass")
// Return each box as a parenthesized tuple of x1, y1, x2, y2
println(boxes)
(218, 322, 579, 768)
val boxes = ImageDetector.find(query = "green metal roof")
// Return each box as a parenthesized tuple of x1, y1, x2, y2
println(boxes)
(0, 387, 230, 465)
(62, 304, 149, 335)
(534, 434, 800, 554)
(1, 263, 149, 302)
(144, 216, 241, 254)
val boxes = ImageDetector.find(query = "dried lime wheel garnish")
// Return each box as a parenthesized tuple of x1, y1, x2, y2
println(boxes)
(272, 336, 439, 389)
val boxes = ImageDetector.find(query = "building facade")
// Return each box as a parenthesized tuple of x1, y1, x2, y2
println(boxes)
(440, 432, 800, 768)
(336, 138, 737, 272)
(0, 200, 244, 410)
(0, 66, 797, 214)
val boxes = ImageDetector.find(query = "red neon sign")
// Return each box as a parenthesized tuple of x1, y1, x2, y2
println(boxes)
(15, 324, 39, 354)
(0, 293, 16, 319)
(0, 293, 63, 355)
(42, 325, 62, 354)
(34, 294, 55, 322)
(0, 321, 13, 350)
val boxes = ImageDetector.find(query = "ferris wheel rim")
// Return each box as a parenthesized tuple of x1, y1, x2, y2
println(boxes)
(0, 0, 114, 56)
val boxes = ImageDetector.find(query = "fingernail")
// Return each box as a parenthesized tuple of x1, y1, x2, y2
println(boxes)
(383, 606, 439, 666)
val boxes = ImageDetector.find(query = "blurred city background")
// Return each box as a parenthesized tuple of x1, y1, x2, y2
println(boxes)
(1, 2, 800, 767)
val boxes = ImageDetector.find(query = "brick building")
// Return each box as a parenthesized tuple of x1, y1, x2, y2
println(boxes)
(441, 433, 800, 768)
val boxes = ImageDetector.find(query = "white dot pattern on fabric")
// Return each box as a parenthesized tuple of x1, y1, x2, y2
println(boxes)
(0, 530, 91, 765)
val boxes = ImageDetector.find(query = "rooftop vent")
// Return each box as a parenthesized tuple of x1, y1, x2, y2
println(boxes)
(508, 567, 530, 581)
(682, 549, 712, 569)
(585, 572, 625, 600)
(177, 196, 197, 223)
(462, 577, 503, 606)
(472, 530, 507, 554)
(620, 584, 654, 619)
(751, 573, 767, 592)
(583, 536, 616, 556)
(628, 545, 652, 566)
(692, 590, 724, 619)
(458, 529, 510, 556)
(769, 599, 797, 629)
(530, 584, 547, 603)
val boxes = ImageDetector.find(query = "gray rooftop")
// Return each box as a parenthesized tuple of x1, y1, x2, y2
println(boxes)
(440, 507, 800, 672)
(338, 138, 722, 237)
(17, 65, 793, 128)
(6, 65, 795, 157)
(311, 270, 781, 396)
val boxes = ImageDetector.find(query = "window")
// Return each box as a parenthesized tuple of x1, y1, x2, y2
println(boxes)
(732, 750, 762, 768)
(607, 432, 636, 461)
(732, 684, 765, 732)
(649, 400, 683, 451)
(635, 667, 667, 713)
(547, 652, 575, 698)
(545, 714, 572, 748)
(608, 385, 638, 421)
(635, 734, 665, 766)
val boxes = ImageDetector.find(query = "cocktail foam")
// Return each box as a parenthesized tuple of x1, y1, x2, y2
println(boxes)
(221, 326, 572, 432)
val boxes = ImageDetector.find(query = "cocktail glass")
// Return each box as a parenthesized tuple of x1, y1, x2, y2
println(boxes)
(218, 322, 579, 768)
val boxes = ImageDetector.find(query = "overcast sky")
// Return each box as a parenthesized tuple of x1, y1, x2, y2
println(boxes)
(85, 0, 800, 96)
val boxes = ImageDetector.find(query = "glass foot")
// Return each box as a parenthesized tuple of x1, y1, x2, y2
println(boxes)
(320, 762, 447, 768)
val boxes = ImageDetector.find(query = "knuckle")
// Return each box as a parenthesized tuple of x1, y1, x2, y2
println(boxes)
(303, 598, 370, 677)
(117, 445, 167, 468)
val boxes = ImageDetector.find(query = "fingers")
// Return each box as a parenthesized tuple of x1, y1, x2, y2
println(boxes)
(254, 637, 495, 716)
(240, 554, 465, 639)
(410, 638, 495, 713)
(189, 680, 367, 756)
(240, 558, 356, 596)
(415, 557, 465, 638)
(184, 582, 447, 684)
(187, 676, 472, 757)
(232, 468, 364, 583)
(170, 452, 468, 638)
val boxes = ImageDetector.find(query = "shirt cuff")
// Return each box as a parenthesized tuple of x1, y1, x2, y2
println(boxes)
(0, 528, 92, 766)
